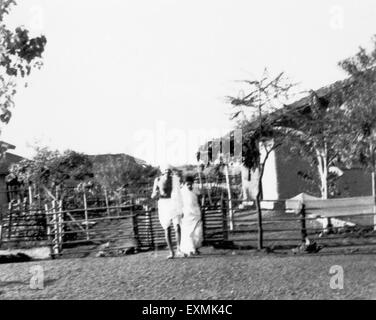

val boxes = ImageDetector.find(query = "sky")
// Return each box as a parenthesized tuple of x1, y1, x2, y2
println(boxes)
(1, 0, 376, 166)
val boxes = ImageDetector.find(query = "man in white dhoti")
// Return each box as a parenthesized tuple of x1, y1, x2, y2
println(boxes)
(151, 164, 183, 259)
(180, 175, 203, 257)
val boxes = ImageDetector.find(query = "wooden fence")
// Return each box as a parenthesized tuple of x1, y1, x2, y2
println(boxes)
(134, 198, 228, 250)
(0, 200, 47, 244)
(1, 194, 376, 258)
(0, 196, 229, 257)
(230, 197, 376, 250)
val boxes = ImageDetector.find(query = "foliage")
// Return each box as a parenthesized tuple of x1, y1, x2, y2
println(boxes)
(275, 88, 346, 199)
(337, 35, 376, 171)
(175, 164, 198, 178)
(0, 1, 46, 127)
(7, 147, 94, 190)
(228, 69, 295, 172)
(203, 162, 225, 182)
(92, 154, 158, 196)
(7, 148, 158, 205)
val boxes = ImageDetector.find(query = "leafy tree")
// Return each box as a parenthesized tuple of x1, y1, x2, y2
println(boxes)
(337, 35, 376, 210)
(0, 1, 46, 131)
(92, 154, 158, 199)
(228, 69, 295, 249)
(7, 147, 94, 199)
(8, 147, 158, 206)
(275, 87, 346, 200)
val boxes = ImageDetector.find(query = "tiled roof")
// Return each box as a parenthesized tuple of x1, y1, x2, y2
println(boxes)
(286, 78, 350, 111)
(199, 77, 352, 160)
(0, 141, 15, 151)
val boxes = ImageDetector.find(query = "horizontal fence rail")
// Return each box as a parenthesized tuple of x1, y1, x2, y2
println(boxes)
(1, 193, 376, 258)
(228, 196, 376, 251)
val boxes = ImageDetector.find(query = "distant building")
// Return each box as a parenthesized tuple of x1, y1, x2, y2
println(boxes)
(239, 143, 372, 201)
(200, 79, 373, 202)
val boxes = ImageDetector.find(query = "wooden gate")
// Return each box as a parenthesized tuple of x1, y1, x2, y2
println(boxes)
(201, 197, 228, 245)
(44, 200, 64, 256)
(134, 196, 228, 250)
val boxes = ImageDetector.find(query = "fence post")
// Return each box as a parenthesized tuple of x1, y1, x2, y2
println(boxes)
(45, 204, 54, 258)
(300, 204, 307, 243)
(117, 196, 121, 217)
(224, 164, 234, 231)
(131, 198, 140, 251)
(220, 193, 228, 241)
(53, 200, 60, 255)
(104, 188, 110, 216)
(58, 200, 64, 253)
(37, 185, 41, 209)
(0, 191, 2, 240)
(146, 209, 154, 249)
(50, 200, 60, 256)
(7, 201, 13, 240)
(83, 190, 89, 240)
(0, 223, 3, 247)
(28, 185, 33, 206)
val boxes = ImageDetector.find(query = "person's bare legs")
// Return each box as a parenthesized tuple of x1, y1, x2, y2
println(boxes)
(164, 226, 174, 259)
(174, 223, 182, 256)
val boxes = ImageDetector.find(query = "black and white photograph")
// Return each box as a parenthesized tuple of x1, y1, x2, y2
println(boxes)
(0, 0, 376, 304)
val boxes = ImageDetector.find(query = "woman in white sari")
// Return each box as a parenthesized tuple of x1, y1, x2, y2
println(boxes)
(180, 176, 203, 256)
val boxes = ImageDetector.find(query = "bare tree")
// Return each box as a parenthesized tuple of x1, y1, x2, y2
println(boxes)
(228, 69, 295, 249)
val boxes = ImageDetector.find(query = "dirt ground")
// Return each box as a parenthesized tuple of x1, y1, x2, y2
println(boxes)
(0, 247, 375, 300)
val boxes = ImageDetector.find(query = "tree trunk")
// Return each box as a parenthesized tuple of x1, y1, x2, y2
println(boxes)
(317, 147, 332, 233)
(317, 149, 328, 200)
(256, 177, 263, 250)
(256, 160, 266, 250)
(254, 144, 275, 251)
